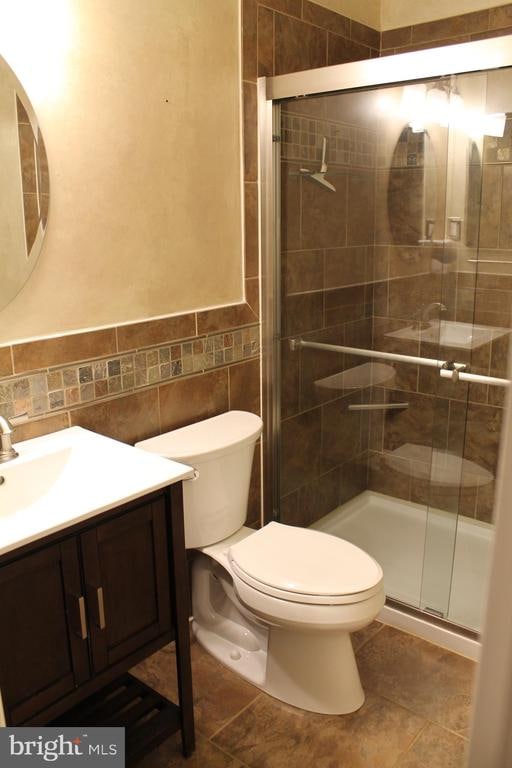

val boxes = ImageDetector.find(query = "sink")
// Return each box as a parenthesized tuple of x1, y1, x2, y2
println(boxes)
(0, 426, 193, 556)
(386, 320, 510, 350)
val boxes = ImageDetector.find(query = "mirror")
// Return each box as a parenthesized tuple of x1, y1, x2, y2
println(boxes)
(0, 54, 49, 312)
(465, 141, 482, 248)
(387, 125, 446, 247)
(388, 124, 483, 252)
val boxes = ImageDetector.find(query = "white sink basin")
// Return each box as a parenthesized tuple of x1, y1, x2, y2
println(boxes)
(386, 320, 510, 350)
(0, 426, 193, 556)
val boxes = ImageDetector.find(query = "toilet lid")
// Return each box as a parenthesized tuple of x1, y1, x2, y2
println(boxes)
(228, 522, 383, 604)
(136, 410, 262, 462)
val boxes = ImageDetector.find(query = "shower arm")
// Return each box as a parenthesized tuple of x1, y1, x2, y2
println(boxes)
(289, 338, 510, 388)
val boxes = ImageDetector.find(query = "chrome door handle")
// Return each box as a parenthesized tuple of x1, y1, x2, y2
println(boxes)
(0, 687, 6, 727)
(78, 596, 88, 640)
(96, 587, 106, 630)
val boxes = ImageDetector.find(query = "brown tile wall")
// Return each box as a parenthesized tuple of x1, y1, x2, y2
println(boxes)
(279, 98, 376, 526)
(242, 0, 380, 523)
(381, 3, 512, 55)
(0, 314, 261, 523)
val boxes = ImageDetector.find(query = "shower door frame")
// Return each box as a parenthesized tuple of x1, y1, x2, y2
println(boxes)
(259, 34, 512, 626)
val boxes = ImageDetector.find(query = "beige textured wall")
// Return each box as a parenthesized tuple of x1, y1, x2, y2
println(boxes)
(314, 0, 380, 29)
(0, 0, 243, 344)
(381, 0, 511, 30)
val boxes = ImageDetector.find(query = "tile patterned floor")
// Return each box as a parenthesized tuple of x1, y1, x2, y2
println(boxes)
(132, 622, 473, 768)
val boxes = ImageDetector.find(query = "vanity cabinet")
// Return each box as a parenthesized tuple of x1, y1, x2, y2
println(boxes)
(80, 497, 171, 674)
(0, 484, 194, 760)
(0, 538, 90, 724)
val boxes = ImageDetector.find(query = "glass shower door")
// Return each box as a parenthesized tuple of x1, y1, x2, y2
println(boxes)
(420, 68, 511, 630)
(276, 66, 510, 633)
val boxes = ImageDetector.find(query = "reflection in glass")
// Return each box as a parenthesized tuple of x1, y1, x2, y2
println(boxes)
(277, 68, 512, 634)
(0, 54, 49, 312)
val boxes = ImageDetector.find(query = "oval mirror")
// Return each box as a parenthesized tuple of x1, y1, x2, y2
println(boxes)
(387, 125, 428, 245)
(466, 141, 482, 248)
(0, 54, 49, 312)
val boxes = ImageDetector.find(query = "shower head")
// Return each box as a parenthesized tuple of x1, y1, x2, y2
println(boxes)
(298, 136, 336, 192)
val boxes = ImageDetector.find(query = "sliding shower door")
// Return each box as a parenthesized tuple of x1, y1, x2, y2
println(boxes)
(420, 68, 511, 629)
(275, 63, 512, 632)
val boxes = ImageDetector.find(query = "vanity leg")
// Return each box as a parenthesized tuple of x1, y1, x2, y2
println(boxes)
(168, 483, 195, 757)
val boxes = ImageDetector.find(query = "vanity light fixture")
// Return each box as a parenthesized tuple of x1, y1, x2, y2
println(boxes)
(389, 82, 506, 138)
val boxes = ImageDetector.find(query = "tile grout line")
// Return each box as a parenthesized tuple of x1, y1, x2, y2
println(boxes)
(353, 622, 385, 653)
(206, 738, 253, 768)
(365, 686, 471, 742)
(208, 691, 264, 741)
(396, 721, 429, 763)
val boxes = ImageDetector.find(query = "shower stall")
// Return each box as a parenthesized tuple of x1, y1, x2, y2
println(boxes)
(260, 38, 512, 644)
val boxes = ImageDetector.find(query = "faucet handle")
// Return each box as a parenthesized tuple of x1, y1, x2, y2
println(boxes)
(0, 415, 19, 463)
(0, 415, 14, 434)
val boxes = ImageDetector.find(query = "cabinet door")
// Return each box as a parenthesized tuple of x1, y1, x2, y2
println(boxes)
(0, 539, 90, 724)
(81, 497, 171, 673)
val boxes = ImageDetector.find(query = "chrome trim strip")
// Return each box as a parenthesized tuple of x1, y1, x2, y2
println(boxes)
(266, 35, 512, 101)
(259, 79, 281, 521)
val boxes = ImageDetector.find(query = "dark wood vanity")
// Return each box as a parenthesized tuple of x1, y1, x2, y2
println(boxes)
(0, 481, 194, 763)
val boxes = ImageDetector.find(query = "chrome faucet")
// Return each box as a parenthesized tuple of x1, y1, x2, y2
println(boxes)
(0, 415, 19, 463)
(420, 302, 447, 323)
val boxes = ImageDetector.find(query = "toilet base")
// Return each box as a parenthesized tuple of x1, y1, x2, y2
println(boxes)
(193, 619, 365, 715)
(192, 620, 268, 687)
(265, 627, 364, 714)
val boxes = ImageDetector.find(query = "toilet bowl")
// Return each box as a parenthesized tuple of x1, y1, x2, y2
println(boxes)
(136, 410, 384, 714)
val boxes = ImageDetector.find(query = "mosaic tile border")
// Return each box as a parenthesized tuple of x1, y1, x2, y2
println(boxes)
(0, 325, 260, 421)
(281, 112, 377, 169)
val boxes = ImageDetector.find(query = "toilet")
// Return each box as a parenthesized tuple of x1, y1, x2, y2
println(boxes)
(136, 410, 384, 715)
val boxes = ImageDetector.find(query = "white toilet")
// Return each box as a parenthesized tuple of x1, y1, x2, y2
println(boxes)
(136, 410, 384, 715)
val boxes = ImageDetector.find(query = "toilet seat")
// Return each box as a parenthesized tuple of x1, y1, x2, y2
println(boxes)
(228, 522, 383, 606)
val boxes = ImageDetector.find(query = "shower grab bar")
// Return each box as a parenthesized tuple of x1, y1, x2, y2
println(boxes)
(289, 337, 467, 372)
(439, 369, 509, 387)
(467, 259, 512, 265)
(289, 338, 511, 387)
(347, 402, 409, 411)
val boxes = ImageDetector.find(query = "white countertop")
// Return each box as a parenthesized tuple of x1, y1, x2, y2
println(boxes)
(0, 426, 194, 557)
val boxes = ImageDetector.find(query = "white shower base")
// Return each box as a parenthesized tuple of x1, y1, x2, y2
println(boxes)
(312, 491, 493, 637)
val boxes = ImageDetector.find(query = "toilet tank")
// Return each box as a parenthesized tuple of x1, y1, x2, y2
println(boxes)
(136, 411, 262, 548)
